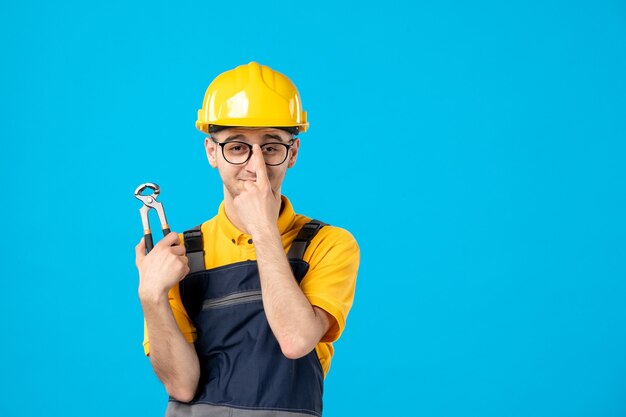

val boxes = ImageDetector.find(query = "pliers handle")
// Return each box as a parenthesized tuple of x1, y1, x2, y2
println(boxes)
(134, 182, 171, 253)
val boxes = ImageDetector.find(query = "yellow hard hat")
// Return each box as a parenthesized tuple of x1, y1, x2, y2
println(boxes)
(196, 62, 308, 135)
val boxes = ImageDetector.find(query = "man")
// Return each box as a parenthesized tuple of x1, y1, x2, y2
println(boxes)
(135, 62, 359, 417)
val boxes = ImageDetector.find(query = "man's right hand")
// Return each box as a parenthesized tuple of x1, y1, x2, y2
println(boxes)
(136, 232, 200, 402)
(135, 232, 190, 301)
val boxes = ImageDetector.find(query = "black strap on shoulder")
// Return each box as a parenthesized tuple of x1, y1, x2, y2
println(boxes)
(287, 220, 327, 260)
(183, 225, 205, 273)
(183, 220, 326, 271)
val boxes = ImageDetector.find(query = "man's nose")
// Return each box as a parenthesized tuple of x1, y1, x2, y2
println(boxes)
(244, 148, 258, 172)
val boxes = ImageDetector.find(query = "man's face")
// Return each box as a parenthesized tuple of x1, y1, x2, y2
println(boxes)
(204, 127, 300, 199)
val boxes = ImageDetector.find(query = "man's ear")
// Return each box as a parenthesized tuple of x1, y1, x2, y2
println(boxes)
(287, 137, 300, 168)
(205, 137, 218, 168)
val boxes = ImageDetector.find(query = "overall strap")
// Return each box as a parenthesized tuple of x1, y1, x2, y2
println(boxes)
(287, 220, 327, 260)
(183, 220, 327, 273)
(183, 225, 205, 274)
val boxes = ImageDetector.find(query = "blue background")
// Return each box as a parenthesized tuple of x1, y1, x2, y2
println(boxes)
(1, 1, 625, 416)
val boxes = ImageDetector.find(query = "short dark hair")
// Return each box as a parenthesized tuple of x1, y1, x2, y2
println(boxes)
(209, 125, 298, 136)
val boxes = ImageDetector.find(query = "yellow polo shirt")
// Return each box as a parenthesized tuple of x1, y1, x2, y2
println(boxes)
(143, 196, 359, 376)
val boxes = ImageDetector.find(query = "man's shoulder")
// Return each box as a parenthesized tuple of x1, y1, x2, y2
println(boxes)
(297, 217, 360, 286)
(319, 223, 357, 244)
(176, 215, 219, 242)
(292, 214, 359, 254)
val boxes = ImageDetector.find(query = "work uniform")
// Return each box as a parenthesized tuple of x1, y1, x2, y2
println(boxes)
(143, 196, 359, 417)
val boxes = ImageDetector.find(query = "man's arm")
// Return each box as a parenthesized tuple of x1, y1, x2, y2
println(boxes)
(253, 227, 331, 359)
(233, 145, 331, 359)
(136, 233, 200, 402)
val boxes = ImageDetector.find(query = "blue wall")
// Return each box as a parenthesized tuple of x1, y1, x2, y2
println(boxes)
(1, 1, 625, 416)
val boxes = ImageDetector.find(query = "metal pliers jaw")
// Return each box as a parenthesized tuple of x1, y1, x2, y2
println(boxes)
(134, 182, 171, 253)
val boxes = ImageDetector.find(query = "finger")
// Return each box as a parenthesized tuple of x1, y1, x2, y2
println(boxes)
(156, 231, 181, 248)
(171, 244, 186, 256)
(180, 265, 190, 280)
(135, 237, 146, 265)
(252, 144, 270, 186)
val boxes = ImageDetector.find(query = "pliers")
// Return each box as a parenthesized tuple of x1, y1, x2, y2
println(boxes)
(134, 182, 171, 253)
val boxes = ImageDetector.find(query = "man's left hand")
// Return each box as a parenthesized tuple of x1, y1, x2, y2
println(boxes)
(233, 144, 281, 237)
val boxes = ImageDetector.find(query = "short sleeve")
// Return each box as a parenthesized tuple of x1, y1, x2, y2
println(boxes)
(299, 226, 360, 343)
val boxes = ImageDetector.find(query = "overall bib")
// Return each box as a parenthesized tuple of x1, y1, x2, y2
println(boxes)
(166, 221, 326, 417)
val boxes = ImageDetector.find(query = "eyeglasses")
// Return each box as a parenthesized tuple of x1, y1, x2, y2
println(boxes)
(211, 138, 295, 166)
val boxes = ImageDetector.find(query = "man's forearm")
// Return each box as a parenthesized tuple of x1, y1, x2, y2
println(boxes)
(141, 294, 200, 402)
(253, 226, 329, 359)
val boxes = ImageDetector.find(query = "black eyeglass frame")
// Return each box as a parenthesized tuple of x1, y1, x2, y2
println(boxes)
(210, 137, 296, 166)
